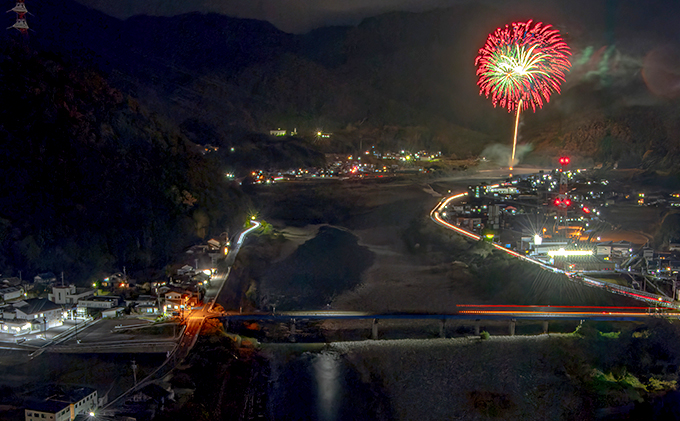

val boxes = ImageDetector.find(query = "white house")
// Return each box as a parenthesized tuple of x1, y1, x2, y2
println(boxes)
(49, 285, 95, 305)
(33, 272, 57, 285)
(76, 296, 119, 309)
(0, 286, 24, 302)
(0, 298, 64, 334)
(14, 298, 63, 328)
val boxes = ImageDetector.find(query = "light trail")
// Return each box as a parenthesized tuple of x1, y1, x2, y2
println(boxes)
(460, 310, 657, 317)
(432, 212, 482, 241)
(237, 220, 261, 245)
(456, 304, 650, 309)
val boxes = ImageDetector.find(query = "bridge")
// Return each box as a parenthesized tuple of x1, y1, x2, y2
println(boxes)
(213, 305, 674, 341)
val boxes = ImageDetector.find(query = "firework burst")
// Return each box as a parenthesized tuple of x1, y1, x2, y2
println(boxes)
(475, 20, 570, 169)
(476, 20, 571, 112)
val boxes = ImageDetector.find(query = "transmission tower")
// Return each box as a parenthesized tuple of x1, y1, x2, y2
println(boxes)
(7, 0, 29, 34)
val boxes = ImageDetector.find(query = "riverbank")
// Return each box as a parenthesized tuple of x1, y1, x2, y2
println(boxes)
(257, 321, 680, 420)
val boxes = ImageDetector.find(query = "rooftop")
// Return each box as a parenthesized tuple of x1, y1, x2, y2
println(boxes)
(15, 298, 61, 315)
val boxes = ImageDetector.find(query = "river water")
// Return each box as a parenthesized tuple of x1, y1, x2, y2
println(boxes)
(265, 346, 393, 421)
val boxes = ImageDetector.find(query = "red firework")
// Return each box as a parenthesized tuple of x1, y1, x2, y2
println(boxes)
(475, 20, 571, 112)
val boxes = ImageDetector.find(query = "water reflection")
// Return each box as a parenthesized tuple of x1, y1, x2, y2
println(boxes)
(267, 347, 393, 420)
(313, 352, 340, 421)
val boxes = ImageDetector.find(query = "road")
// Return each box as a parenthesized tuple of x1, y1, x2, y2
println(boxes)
(213, 305, 671, 322)
(102, 220, 261, 411)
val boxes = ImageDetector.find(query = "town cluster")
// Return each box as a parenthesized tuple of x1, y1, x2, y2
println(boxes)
(0, 239, 227, 339)
(441, 167, 680, 298)
(233, 148, 444, 184)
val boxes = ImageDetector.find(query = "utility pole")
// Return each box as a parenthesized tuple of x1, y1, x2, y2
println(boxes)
(132, 359, 138, 386)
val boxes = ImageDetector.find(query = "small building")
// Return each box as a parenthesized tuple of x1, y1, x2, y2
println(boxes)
(33, 272, 57, 285)
(102, 307, 125, 318)
(48, 285, 95, 305)
(77, 296, 120, 310)
(454, 217, 482, 231)
(0, 286, 24, 302)
(1, 277, 24, 288)
(176, 265, 194, 276)
(13, 298, 63, 330)
(532, 241, 569, 256)
(269, 128, 287, 136)
(125, 295, 158, 308)
(25, 386, 97, 421)
(126, 295, 160, 314)
(164, 291, 183, 302)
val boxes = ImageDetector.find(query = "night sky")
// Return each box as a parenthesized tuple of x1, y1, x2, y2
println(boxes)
(71, 0, 680, 36)
(73, 0, 454, 33)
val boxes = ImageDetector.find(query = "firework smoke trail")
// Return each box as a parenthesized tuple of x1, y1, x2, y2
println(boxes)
(475, 20, 570, 170)
(511, 99, 522, 170)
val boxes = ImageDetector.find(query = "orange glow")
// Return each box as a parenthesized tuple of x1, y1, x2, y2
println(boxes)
(460, 310, 654, 317)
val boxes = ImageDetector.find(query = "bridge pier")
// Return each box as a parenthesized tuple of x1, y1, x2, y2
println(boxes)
(439, 319, 446, 338)
(509, 319, 516, 336)
(542, 321, 549, 334)
(371, 318, 379, 340)
(474, 320, 480, 336)
(289, 319, 296, 342)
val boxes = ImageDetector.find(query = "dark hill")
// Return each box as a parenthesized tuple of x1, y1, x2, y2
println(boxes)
(0, 42, 245, 282)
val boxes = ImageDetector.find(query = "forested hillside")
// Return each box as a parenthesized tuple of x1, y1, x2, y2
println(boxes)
(0, 42, 246, 281)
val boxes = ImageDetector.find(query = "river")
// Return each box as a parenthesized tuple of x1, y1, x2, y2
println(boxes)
(264, 345, 393, 421)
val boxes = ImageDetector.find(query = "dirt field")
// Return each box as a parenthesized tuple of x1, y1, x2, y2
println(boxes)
(261, 168, 640, 313)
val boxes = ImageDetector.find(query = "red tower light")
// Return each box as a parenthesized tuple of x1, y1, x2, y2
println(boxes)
(564, 198, 571, 206)
(553, 198, 561, 206)
(559, 156, 570, 166)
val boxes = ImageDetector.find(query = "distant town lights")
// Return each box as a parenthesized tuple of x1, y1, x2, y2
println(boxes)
(548, 249, 593, 257)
